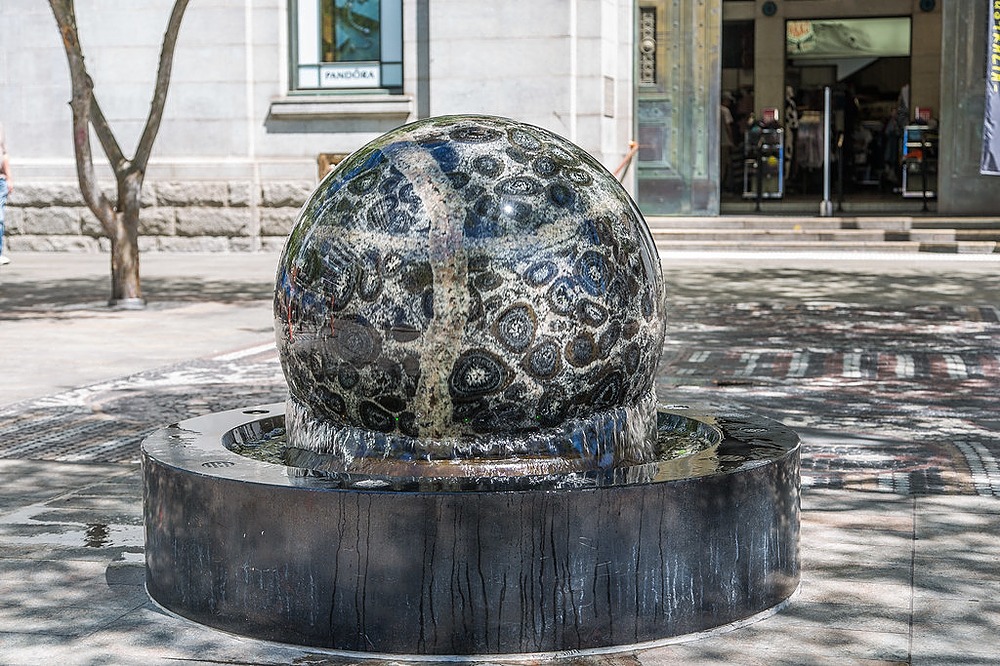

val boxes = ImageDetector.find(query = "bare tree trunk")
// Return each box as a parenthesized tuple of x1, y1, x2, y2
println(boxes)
(111, 171, 144, 306)
(49, 0, 189, 307)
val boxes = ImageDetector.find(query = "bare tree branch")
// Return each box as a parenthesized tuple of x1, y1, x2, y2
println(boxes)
(134, 0, 190, 169)
(89, 89, 128, 174)
(48, 0, 115, 226)
(49, 0, 190, 304)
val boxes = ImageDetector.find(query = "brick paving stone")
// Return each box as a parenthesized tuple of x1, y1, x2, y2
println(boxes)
(2, 252, 1000, 663)
(1, 297, 997, 497)
(0, 349, 286, 464)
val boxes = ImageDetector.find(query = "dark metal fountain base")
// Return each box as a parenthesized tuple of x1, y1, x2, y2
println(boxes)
(142, 404, 799, 655)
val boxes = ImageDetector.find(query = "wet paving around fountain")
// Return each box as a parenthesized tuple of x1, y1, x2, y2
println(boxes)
(3, 263, 997, 497)
(1, 252, 999, 663)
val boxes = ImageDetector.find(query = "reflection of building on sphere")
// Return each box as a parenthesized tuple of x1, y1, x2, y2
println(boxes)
(274, 115, 666, 474)
(322, 0, 380, 61)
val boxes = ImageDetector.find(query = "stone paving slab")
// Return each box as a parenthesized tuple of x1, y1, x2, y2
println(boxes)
(0, 252, 278, 406)
(1, 252, 1000, 663)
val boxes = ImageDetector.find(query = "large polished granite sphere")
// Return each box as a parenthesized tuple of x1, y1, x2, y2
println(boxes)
(274, 115, 666, 474)
(148, 121, 799, 657)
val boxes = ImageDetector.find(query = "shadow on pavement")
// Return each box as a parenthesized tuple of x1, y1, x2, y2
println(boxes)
(0, 275, 272, 314)
(665, 267, 1000, 308)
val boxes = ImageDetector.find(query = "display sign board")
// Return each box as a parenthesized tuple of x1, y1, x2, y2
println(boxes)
(320, 63, 380, 89)
(786, 18, 910, 60)
(982, 1, 1000, 175)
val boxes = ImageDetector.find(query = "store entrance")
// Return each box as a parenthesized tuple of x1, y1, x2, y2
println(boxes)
(783, 17, 913, 205)
(784, 57, 911, 202)
(721, 15, 923, 211)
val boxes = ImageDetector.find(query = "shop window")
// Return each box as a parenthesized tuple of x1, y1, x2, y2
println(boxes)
(290, 0, 403, 93)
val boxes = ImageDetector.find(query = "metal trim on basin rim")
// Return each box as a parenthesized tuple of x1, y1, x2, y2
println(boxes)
(142, 403, 800, 655)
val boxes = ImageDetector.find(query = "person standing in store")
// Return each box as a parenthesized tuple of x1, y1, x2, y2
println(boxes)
(720, 92, 737, 193)
(0, 120, 12, 265)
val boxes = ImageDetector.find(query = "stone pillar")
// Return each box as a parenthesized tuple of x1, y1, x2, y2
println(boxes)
(938, 1, 997, 214)
(635, 0, 721, 215)
(910, 4, 942, 116)
(753, 0, 785, 120)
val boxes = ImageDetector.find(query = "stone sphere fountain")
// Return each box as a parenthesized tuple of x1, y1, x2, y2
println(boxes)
(142, 115, 799, 656)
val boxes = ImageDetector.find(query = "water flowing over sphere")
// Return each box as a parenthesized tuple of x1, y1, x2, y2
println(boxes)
(274, 115, 666, 474)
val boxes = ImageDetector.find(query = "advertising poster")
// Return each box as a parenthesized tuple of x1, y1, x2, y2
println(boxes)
(982, 1, 1000, 175)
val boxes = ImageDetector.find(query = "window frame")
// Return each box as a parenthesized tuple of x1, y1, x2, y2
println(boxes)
(288, 0, 404, 95)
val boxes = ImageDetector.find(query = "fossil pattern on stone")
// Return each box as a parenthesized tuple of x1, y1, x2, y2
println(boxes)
(274, 115, 666, 471)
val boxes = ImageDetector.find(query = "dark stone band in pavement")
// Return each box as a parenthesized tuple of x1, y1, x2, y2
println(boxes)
(1, 297, 996, 498)
(0, 347, 286, 464)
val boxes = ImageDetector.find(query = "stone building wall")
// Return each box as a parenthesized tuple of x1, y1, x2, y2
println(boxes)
(4, 181, 313, 253)
(1, 0, 640, 252)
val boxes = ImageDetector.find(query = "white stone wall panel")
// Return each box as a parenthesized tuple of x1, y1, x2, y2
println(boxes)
(137, 209, 179, 237)
(260, 182, 312, 208)
(20, 207, 81, 235)
(154, 182, 229, 207)
(156, 236, 235, 252)
(259, 209, 299, 237)
(0, 0, 639, 251)
(8, 235, 101, 253)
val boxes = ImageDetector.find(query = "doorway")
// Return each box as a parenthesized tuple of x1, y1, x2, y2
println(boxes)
(783, 17, 913, 203)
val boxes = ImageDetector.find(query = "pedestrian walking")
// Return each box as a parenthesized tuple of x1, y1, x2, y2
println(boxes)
(0, 121, 11, 265)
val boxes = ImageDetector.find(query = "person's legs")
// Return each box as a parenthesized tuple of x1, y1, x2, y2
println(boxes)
(0, 177, 7, 262)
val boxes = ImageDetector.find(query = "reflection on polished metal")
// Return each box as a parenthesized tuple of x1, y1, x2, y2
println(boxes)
(142, 115, 800, 656)
(143, 404, 799, 654)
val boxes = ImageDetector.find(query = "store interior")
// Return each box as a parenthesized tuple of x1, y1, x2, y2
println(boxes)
(720, 16, 935, 207)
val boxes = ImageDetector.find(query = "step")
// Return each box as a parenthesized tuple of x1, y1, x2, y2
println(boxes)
(840, 217, 913, 231)
(885, 229, 957, 243)
(655, 239, 926, 252)
(918, 240, 998, 254)
(654, 239, 998, 254)
(648, 215, 941, 232)
(720, 200, 938, 215)
(646, 216, 843, 231)
(651, 228, 889, 242)
(911, 217, 1000, 230)
(644, 213, 1000, 253)
(954, 229, 1000, 242)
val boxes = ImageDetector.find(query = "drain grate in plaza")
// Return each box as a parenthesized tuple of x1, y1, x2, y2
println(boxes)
(0, 415, 147, 463)
(0, 352, 288, 465)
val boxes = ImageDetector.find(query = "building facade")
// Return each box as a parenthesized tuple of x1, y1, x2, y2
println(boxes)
(0, 0, 995, 254)
(0, 0, 636, 252)
(635, 0, 996, 217)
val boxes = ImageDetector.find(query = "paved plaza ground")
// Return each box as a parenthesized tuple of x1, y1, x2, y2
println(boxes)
(0, 250, 999, 664)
